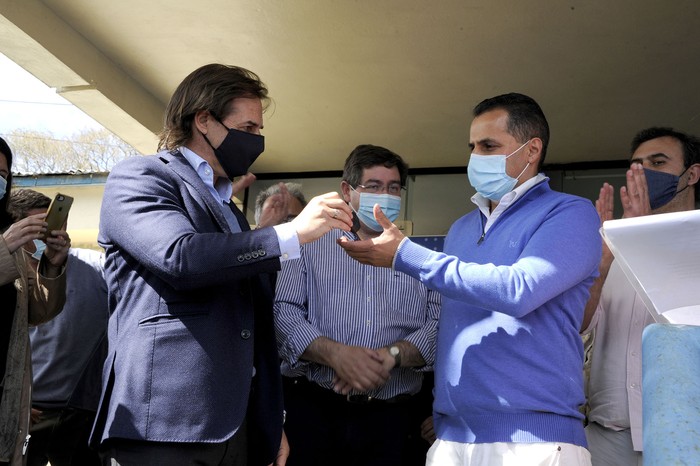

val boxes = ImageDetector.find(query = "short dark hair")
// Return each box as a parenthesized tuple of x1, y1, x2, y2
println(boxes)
(7, 189, 51, 222)
(254, 182, 307, 224)
(473, 92, 550, 169)
(631, 126, 700, 204)
(0, 137, 14, 230)
(158, 64, 269, 150)
(342, 144, 409, 188)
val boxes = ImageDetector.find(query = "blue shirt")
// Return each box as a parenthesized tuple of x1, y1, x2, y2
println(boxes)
(179, 146, 300, 261)
(274, 229, 440, 399)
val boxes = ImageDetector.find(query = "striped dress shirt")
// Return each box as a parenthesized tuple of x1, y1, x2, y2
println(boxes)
(274, 229, 440, 399)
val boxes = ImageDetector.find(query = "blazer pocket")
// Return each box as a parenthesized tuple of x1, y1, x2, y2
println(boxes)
(138, 309, 210, 326)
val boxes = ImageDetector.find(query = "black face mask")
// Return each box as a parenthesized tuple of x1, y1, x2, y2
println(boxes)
(204, 120, 265, 181)
(644, 167, 689, 210)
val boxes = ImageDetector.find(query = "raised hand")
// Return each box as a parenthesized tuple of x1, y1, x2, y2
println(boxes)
(231, 172, 257, 197)
(620, 163, 652, 219)
(595, 182, 615, 225)
(257, 182, 293, 228)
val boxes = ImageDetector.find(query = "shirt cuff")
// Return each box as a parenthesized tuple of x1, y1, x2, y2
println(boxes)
(273, 223, 301, 262)
(391, 237, 411, 270)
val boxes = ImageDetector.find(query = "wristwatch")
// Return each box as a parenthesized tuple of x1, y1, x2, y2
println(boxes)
(388, 345, 401, 368)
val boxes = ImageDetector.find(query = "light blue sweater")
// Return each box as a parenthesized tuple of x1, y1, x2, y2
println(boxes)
(395, 180, 601, 446)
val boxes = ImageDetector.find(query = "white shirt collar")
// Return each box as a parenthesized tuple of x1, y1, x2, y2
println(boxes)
(471, 173, 548, 232)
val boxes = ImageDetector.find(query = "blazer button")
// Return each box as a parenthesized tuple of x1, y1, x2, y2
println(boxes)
(237, 254, 244, 262)
(251, 251, 259, 259)
(241, 329, 251, 339)
(244, 252, 252, 260)
(259, 249, 266, 257)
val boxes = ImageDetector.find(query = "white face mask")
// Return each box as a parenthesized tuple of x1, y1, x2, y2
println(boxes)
(0, 176, 6, 201)
(31, 239, 46, 260)
(467, 140, 531, 201)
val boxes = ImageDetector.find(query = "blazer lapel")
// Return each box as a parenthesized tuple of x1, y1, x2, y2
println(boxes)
(160, 150, 232, 232)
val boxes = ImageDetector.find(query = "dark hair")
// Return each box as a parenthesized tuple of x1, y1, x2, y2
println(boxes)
(473, 92, 550, 170)
(342, 144, 409, 188)
(254, 182, 307, 224)
(0, 137, 14, 230)
(631, 126, 700, 204)
(7, 189, 51, 222)
(158, 64, 269, 150)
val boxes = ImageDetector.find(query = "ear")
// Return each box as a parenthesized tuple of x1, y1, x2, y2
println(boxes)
(193, 110, 211, 135)
(687, 163, 700, 187)
(526, 138, 543, 167)
(340, 181, 352, 203)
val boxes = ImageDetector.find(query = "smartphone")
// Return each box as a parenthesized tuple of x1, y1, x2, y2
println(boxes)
(42, 193, 73, 239)
(351, 211, 361, 235)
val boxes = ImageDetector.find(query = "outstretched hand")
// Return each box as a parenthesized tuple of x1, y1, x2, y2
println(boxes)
(290, 192, 353, 245)
(337, 204, 404, 268)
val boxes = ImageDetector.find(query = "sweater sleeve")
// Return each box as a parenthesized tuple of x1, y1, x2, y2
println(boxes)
(395, 198, 602, 318)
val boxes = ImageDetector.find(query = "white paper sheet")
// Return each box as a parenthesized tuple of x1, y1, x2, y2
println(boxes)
(601, 210, 700, 325)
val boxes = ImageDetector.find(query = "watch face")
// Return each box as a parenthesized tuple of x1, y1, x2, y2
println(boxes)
(390, 346, 400, 357)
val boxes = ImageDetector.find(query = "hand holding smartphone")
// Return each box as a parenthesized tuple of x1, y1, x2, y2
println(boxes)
(42, 193, 73, 240)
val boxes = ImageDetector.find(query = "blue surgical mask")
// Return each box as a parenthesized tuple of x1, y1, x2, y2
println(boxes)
(644, 167, 688, 210)
(0, 176, 6, 201)
(468, 140, 531, 201)
(350, 187, 401, 232)
(31, 239, 46, 260)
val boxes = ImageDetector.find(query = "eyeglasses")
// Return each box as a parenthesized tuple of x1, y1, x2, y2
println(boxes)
(354, 183, 405, 195)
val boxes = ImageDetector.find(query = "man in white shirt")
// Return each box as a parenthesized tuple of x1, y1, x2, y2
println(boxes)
(581, 127, 700, 466)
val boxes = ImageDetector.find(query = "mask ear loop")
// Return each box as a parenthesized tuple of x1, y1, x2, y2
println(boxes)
(514, 162, 531, 181)
(504, 139, 532, 159)
(201, 112, 229, 150)
(507, 139, 533, 181)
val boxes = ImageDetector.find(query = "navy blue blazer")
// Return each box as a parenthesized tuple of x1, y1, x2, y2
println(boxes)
(91, 150, 284, 465)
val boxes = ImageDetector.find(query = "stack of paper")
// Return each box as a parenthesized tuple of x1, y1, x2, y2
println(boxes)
(601, 210, 700, 325)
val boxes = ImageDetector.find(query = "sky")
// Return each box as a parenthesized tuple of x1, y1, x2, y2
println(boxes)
(0, 52, 102, 138)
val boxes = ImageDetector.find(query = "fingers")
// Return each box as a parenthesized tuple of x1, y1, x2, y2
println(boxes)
(620, 163, 652, 218)
(336, 237, 374, 264)
(2, 215, 49, 253)
(277, 182, 290, 197)
(44, 230, 71, 258)
(372, 203, 393, 230)
(595, 183, 615, 224)
(331, 346, 390, 393)
(293, 193, 355, 244)
(231, 172, 256, 196)
(420, 416, 436, 444)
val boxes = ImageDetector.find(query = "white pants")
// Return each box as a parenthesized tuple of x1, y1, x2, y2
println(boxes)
(425, 439, 591, 466)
